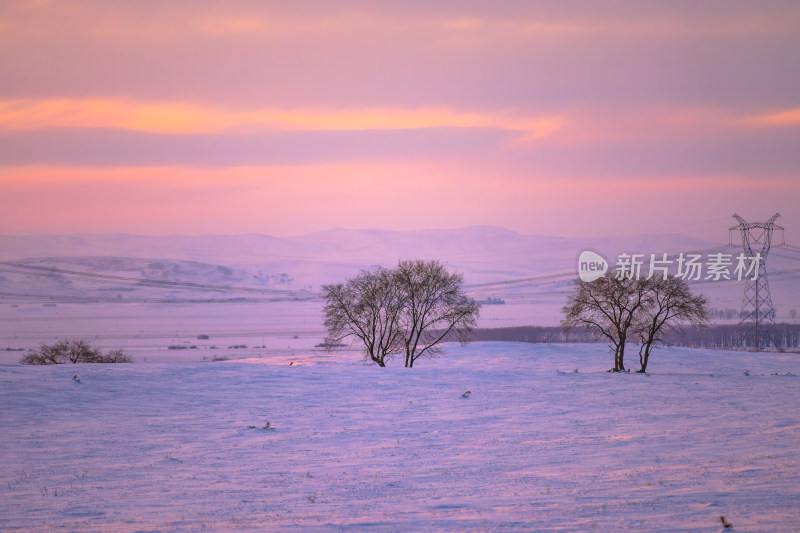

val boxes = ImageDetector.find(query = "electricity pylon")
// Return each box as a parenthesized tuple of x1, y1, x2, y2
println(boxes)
(729, 213, 784, 349)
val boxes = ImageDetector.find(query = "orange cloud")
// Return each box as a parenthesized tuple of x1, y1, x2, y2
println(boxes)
(2, 98, 796, 155)
(738, 108, 800, 128)
(514, 106, 734, 147)
(528, 105, 800, 147)
(0, 98, 564, 140)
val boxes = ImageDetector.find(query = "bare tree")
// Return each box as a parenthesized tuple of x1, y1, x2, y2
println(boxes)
(561, 275, 650, 372)
(394, 260, 480, 368)
(322, 268, 405, 367)
(636, 276, 709, 372)
(322, 261, 480, 368)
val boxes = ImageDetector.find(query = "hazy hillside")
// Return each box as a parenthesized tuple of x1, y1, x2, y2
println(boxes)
(1, 227, 798, 328)
(0, 226, 725, 280)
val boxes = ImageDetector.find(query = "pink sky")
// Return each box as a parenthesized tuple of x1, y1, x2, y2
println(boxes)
(1, 1, 798, 241)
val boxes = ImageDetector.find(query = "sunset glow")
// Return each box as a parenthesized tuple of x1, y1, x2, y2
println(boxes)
(1, 1, 798, 239)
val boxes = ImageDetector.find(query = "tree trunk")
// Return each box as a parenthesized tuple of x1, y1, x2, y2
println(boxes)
(612, 345, 627, 372)
(637, 344, 647, 372)
(638, 344, 651, 373)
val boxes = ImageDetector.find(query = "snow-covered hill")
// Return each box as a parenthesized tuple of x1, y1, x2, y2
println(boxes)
(0, 227, 723, 283)
(0, 227, 740, 297)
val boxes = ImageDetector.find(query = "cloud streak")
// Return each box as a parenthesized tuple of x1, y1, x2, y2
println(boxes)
(0, 99, 564, 138)
(739, 108, 800, 128)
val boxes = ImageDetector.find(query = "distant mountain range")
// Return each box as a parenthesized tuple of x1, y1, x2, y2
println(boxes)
(1, 227, 798, 319)
(0, 225, 722, 276)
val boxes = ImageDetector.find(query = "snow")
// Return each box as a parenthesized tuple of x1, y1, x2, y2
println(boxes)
(0, 301, 326, 365)
(2, 342, 799, 531)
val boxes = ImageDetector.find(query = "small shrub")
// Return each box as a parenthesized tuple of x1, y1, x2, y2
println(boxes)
(248, 421, 273, 430)
(20, 340, 132, 365)
(97, 349, 133, 363)
(315, 342, 346, 348)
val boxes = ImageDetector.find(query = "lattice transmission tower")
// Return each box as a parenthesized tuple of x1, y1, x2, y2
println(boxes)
(729, 213, 784, 349)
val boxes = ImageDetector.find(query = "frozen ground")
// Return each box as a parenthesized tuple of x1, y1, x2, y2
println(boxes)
(1, 342, 799, 532)
(0, 300, 565, 365)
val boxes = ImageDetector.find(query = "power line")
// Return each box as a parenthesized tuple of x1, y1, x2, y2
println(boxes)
(0, 261, 318, 297)
(2, 241, 798, 307)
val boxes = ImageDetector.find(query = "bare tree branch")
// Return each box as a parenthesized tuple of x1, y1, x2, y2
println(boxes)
(322, 268, 405, 366)
(394, 260, 480, 367)
(561, 275, 649, 372)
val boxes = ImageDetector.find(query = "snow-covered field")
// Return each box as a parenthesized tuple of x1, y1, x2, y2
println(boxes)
(2, 342, 799, 532)
(0, 300, 571, 366)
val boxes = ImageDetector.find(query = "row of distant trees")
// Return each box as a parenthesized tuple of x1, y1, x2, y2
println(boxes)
(707, 307, 788, 321)
(441, 324, 800, 349)
(664, 323, 800, 349)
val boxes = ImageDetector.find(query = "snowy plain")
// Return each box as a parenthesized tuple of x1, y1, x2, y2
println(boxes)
(2, 342, 799, 532)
